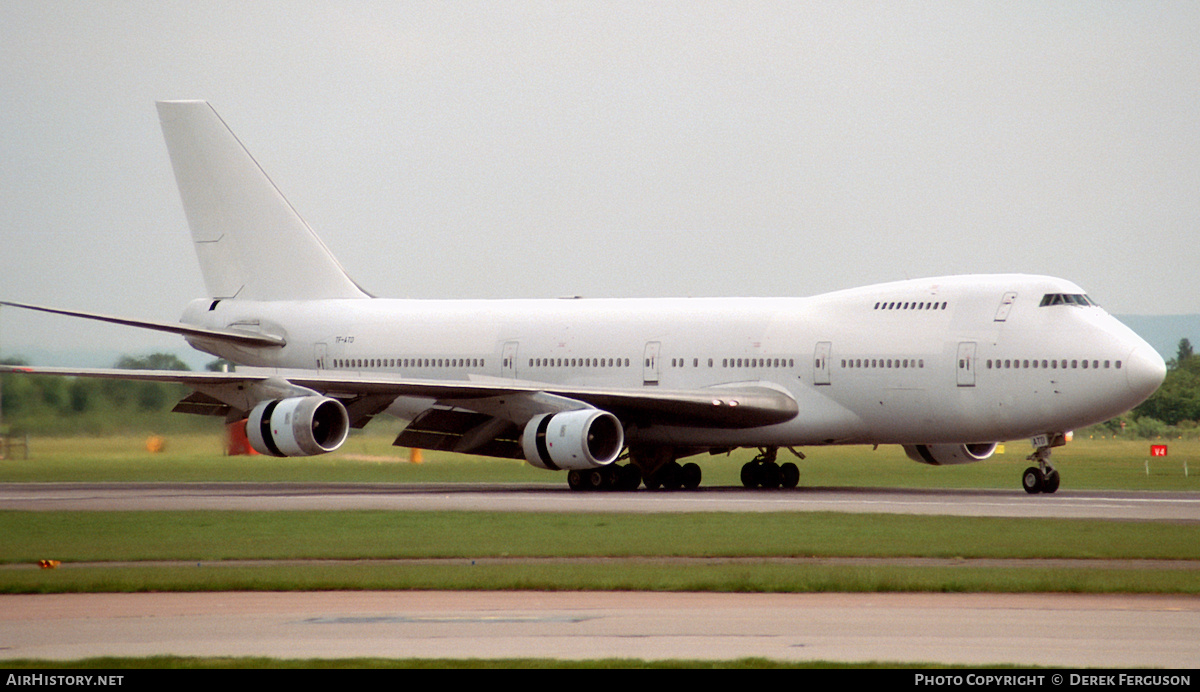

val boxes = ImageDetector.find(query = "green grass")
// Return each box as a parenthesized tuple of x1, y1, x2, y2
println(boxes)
(6, 561, 1198, 595)
(3, 429, 1200, 490)
(4, 510, 1199, 563)
(1, 510, 1197, 595)
(1, 434, 1197, 598)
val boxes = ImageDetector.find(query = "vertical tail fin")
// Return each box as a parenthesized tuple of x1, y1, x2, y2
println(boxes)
(157, 100, 370, 301)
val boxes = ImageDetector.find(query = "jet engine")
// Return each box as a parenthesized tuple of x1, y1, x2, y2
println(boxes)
(903, 442, 998, 466)
(246, 396, 350, 457)
(521, 409, 624, 471)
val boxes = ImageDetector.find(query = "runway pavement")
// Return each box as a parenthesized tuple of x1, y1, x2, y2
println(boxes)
(1, 590, 1197, 667)
(1, 482, 1198, 520)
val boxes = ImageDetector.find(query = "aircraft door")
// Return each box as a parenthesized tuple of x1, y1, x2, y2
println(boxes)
(643, 341, 661, 386)
(956, 342, 977, 387)
(315, 343, 328, 370)
(502, 341, 519, 379)
(813, 341, 832, 385)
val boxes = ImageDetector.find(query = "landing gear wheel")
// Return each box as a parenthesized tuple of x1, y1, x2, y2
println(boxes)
(660, 461, 683, 490)
(1041, 469, 1060, 494)
(759, 461, 782, 489)
(779, 462, 800, 489)
(567, 469, 586, 491)
(740, 461, 759, 488)
(619, 464, 642, 491)
(586, 467, 613, 491)
(680, 462, 702, 490)
(1022, 466, 1044, 495)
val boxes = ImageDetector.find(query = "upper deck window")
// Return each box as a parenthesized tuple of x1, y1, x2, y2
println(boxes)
(1039, 293, 1096, 307)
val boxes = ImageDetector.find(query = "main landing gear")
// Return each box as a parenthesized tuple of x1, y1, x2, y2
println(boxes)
(1022, 433, 1066, 494)
(565, 446, 702, 492)
(740, 447, 801, 490)
(565, 446, 806, 492)
(566, 464, 642, 492)
(630, 446, 702, 491)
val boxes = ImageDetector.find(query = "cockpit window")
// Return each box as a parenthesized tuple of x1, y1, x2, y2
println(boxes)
(1039, 293, 1096, 307)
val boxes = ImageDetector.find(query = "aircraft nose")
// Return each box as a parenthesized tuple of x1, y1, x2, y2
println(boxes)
(1125, 343, 1166, 402)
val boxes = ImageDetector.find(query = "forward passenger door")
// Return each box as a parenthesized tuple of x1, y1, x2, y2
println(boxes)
(643, 341, 661, 386)
(813, 341, 831, 385)
(956, 342, 977, 387)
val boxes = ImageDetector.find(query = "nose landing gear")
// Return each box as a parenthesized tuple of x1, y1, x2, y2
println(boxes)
(1022, 433, 1066, 494)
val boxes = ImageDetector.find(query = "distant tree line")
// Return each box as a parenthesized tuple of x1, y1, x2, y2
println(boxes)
(1128, 338, 1200, 433)
(0, 353, 216, 435)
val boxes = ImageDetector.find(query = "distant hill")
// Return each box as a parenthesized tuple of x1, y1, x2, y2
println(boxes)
(1114, 315, 1200, 361)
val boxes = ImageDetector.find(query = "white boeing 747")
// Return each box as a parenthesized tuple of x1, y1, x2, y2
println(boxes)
(2, 101, 1166, 493)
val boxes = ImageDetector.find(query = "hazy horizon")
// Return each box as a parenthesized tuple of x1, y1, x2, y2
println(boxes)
(3, 3, 1198, 361)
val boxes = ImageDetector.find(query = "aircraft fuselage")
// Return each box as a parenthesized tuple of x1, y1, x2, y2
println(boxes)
(181, 273, 1164, 451)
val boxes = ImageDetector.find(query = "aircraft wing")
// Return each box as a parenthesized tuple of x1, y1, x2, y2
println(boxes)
(0, 364, 799, 431)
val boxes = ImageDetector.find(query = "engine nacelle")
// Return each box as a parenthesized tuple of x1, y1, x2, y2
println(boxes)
(246, 396, 350, 457)
(521, 409, 624, 471)
(904, 442, 998, 466)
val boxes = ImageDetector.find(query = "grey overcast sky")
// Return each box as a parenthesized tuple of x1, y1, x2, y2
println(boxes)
(2, 2, 1199, 367)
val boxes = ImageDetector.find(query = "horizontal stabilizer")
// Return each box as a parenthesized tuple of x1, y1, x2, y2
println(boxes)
(0, 300, 285, 347)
